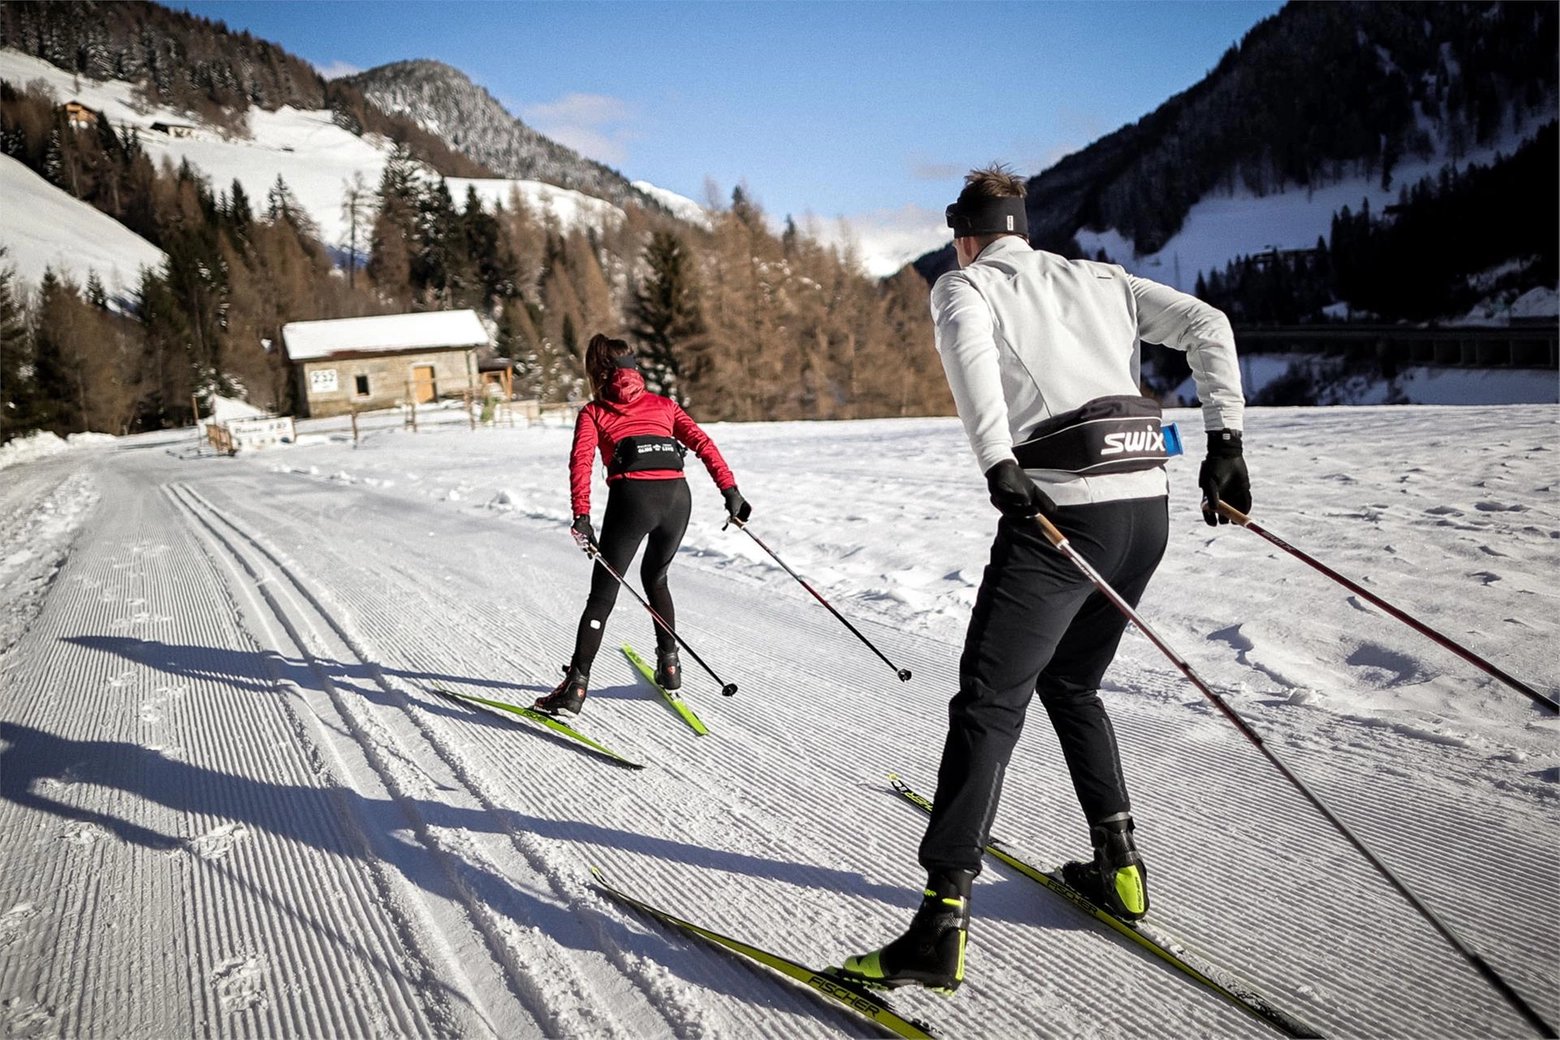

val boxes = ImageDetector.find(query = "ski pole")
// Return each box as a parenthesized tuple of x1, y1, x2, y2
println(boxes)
(1033, 512, 1557, 1039)
(575, 534, 738, 697)
(1215, 502, 1557, 714)
(726, 517, 911, 682)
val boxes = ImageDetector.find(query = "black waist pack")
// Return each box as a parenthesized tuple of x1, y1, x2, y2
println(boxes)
(1013, 395, 1169, 475)
(609, 434, 686, 476)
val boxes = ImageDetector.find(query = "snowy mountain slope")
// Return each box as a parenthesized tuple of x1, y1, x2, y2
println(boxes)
(1076, 126, 1549, 291)
(0, 49, 645, 288)
(631, 181, 710, 229)
(0, 154, 165, 300)
(0, 406, 1554, 1038)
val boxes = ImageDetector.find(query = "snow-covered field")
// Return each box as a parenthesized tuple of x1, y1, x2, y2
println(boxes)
(1, 405, 1555, 1039)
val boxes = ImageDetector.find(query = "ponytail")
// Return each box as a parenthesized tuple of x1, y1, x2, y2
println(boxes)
(585, 333, 635, 399)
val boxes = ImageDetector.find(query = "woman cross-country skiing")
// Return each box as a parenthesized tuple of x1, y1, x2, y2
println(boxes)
(534, 333, 752, 716)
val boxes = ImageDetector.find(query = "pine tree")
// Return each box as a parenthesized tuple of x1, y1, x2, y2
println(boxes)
(340, 172, 368, 290)
(367, 143, 421, 303)
(630, 231, 706, 403)
(0, 260, 37, 443)
(30, 269, 81, 434)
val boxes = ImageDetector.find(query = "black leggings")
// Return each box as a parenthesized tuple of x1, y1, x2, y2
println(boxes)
(918, 496, 1170, 875)
(570, 477, 691, 675)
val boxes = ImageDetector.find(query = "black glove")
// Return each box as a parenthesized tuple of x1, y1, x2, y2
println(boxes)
(1199, 429, 1251, 526)
(984, 459, 1057, 520)
(570, 514, 596, 549)
(721, 486, 751, 523)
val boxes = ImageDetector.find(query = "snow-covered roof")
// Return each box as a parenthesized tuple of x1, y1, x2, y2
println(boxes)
(282, 310, 491, 361)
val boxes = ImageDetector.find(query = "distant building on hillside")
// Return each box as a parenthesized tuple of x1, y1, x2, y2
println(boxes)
(65, 102, 97, 129)
(282, 310, 491, 418)
(149, 121, 196, 137)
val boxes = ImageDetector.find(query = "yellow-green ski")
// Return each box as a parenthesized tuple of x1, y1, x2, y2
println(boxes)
(430, 685, 643, 769)
(591, 867, 937, 1039)
(887, 774, 1321, 1038)
(622, 644, 708, 735)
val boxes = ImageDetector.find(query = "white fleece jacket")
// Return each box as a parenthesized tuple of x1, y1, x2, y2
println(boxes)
(931, 236, 1245, 506)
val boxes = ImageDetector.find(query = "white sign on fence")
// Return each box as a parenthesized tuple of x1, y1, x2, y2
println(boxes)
(309, 369, 339, 393)
(225, 416, 296, 452)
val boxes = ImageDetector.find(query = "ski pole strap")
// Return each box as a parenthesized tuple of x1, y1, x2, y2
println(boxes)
(608, 435, 686, 477)
(1012, 395, 1170, 476)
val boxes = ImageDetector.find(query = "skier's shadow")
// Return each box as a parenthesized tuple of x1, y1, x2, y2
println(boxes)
(64, 634, 536, 700)
(0, 720, 933, 1030)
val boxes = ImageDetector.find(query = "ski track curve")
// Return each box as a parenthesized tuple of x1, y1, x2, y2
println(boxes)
(2, 417, 1555, 1039)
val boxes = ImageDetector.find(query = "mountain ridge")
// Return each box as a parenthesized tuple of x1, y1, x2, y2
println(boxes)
(915, 0, 1558, 298)
(343, 59, 662, 214)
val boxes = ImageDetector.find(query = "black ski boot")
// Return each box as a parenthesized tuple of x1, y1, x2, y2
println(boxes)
(654, 647, 682, 691)
(1061, 812, 1149, 921)
(838, 869, 973, 993)
(533, 665, 588, 715)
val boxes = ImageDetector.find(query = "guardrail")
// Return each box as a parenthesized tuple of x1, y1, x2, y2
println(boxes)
(1231, 323, 1557, 369)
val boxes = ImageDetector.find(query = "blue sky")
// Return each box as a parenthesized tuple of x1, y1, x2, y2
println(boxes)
(178, 1, 1283, 263)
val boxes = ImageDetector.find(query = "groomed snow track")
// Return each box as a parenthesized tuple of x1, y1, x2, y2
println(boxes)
(1, 413, 1556, 1039)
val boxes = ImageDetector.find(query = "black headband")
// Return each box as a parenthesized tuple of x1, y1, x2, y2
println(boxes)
(611, 354, 639, 370)
(945, 196, 1028, 238)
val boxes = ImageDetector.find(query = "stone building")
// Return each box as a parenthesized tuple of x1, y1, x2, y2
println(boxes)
(283, 310, 491, 418)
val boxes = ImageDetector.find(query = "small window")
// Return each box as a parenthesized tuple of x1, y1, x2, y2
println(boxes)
(354, 374, 370, 396)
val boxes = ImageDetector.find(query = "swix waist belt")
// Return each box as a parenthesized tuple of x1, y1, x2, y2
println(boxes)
(1012, 395, 1171, 475)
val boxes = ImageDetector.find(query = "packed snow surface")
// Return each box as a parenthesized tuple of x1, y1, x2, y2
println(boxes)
(1, 405, 1556, 1038)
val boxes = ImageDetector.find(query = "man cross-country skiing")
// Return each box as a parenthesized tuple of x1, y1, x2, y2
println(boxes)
(841, 164, 1250, 993)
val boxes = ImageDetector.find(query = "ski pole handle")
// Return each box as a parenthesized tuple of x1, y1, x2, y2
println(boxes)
(1035, 513, 1068, 549)
(1215, 502, 1253, 525)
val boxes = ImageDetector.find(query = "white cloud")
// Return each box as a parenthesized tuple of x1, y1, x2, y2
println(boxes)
(806, 203, 953, 279)
(523, 93, 635, 127)
(314, 60, 362, 81)
(906, 151, 965, 181)
(521, 93, 641, 167)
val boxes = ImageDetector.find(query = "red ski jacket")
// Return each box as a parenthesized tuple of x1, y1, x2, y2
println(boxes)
(569, 367, 735, 516)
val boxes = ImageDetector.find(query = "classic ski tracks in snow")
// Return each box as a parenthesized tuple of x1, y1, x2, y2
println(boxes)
(177, 479, 902, 1038)
(167, 481, 689, 1039)
(183, 470, 1554, 1037)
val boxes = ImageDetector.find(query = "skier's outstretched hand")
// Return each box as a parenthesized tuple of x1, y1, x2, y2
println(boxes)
(984, 459, 1056, 519)
(570, 514, 596, 550)
(722, 486, 752, 523)
(1199, 429, 1251, 526)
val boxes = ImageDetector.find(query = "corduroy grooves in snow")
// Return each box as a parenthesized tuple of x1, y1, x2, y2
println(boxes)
(0, 404, 1555, 1038)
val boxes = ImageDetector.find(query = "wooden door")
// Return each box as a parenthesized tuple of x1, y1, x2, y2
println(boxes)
(412, 365, 436, 403)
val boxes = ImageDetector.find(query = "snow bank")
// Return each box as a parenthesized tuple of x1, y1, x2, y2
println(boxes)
(0, 430, 116, 472)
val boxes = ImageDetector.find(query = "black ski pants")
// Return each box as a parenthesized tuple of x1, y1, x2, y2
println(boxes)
(919, 495, 1169, 876)
(571, 477, 691, 675)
